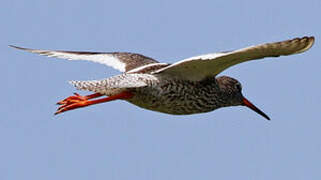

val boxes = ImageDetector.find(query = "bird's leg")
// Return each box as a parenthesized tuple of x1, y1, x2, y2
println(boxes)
(57, 93, 103, 105)
(55, 91, 134, 115)
(55, 93, 103, 112)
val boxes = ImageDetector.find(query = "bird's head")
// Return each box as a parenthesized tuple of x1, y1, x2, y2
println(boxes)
(216, 76, 270, 120)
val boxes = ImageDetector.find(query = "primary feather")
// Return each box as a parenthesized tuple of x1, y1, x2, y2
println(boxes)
(9, 45, 158, 72)
(154, 36, 315, 81)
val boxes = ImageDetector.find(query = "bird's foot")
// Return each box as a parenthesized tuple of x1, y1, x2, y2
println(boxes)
(56, 93, 88, 105)
(55, 93, 103, 115)
(54, 91, 133, 115)
(55, 93, 91, 115)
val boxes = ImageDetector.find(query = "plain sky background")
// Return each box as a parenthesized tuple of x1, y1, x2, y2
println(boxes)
(1, 0, 321, 179)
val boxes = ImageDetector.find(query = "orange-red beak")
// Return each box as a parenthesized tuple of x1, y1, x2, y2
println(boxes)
(242, 97, 270, 120)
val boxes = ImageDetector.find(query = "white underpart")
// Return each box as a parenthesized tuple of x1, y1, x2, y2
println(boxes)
(182, 53, 227, 61)
(154, 36, 315, 81)
(152, 52, 228, 76)
(126, 63, 169, 73)
(9, 46, 127, 72)
(42, 52, 127, 72)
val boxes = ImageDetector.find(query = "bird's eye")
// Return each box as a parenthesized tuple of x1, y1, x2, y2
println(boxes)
(235, 83, 242, 91)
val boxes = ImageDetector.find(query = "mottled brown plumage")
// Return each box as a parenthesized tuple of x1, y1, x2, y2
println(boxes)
(10, 36, 315, 119)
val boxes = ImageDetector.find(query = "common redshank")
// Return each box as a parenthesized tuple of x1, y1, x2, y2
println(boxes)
(10, 36, 314, 120)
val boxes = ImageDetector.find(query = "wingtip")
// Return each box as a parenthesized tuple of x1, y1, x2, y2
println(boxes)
(304, 36, 315, 46)
(307, 36, 315, 47)
(8, 45, 18, 49)
(295, 36, 315, 54)
(8, 45, 28, 51)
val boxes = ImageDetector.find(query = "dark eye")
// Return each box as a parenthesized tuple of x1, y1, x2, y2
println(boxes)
(235, 83, 242, 91)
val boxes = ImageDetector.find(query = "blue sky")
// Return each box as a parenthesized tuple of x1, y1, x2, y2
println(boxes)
(2, 0, 321, 179)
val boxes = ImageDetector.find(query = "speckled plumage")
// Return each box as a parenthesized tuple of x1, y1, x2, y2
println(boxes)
(70, 74, 241, 115)
(10, 36, 315, 119)
(129, 75, 242, 115)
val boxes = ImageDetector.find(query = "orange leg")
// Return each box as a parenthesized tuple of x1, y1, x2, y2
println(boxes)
(57, 93, 103, 105)
(55, 91, 134, 115)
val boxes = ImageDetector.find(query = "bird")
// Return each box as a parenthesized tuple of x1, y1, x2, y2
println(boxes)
(10, 36, 314, 120)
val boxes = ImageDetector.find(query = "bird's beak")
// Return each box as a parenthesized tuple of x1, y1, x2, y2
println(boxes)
(242, 97, 270, 120)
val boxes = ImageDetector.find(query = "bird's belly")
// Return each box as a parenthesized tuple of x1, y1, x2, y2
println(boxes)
(127, 85, 220, 115)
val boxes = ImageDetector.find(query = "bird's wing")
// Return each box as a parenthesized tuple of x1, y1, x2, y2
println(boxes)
(69, 79, 147, 95)
(9, 45, 159, 72)
(153, 36, 315, 81)
(69, 74, 153, 95)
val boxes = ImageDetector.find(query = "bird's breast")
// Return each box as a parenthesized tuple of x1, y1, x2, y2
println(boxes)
(127, 78, 224, 115)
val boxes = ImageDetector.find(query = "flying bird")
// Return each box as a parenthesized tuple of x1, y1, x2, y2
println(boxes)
(10, 36, 314, 120)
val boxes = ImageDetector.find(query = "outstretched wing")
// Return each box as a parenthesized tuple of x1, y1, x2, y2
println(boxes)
(69, 74, 155, 95)
(9, 45, 159, 72)
(154, 36, 315, 81)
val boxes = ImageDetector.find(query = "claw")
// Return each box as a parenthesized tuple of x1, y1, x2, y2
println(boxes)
(56, 94, 87, 105)
(55, 93, 91, 114)
(57, 103, 70, 111)
(55, 99, 90, 115)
